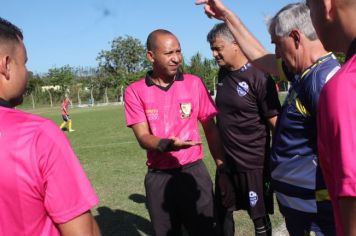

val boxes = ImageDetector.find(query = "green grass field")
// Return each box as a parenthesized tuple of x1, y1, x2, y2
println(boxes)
(27, 104, 285, 236)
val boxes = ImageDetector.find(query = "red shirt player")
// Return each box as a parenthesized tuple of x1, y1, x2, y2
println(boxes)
(60, 96, 74, 132)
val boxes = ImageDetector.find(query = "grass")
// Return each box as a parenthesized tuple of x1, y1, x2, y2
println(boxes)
(25, 104, 285, 236)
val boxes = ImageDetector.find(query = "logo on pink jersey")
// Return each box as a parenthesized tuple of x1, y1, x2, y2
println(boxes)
(180, 103, 192, 118)
(145, 109, 159, 120)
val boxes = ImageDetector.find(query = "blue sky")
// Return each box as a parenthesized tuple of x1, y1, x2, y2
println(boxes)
(2, 0, 295, 74)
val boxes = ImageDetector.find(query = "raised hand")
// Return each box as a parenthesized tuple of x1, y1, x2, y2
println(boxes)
(195, 0, 229, 21)
(195, 0, 209, 4)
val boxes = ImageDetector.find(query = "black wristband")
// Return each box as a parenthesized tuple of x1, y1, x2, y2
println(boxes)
(157, 138, 173, 152)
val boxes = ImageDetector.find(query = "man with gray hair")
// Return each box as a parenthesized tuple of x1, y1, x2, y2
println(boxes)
(207, 22, 281, 236)
(198, 0, 340, 235)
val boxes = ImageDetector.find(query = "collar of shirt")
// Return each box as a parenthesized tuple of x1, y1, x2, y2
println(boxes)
(0, 98, 13, 108)
(300, 52, 333, 80)
(345, 37, 356, 61)
(235, 62, 251, 73)
(145, 70, 184, 87)
(218, 62, 251, 81)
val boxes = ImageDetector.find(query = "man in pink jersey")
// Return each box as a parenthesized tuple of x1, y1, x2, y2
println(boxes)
(124, 29, 233, 236)
(0, 18, 100, 236)
(306, 0, 356, 235)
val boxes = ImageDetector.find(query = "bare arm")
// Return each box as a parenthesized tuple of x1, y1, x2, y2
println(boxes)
(57, 211, 101, 236)
(131, 122, 201, 152)
(339, 197, 356, 236)
(200, 118, 225, 168)
(197, 0, 278, 75)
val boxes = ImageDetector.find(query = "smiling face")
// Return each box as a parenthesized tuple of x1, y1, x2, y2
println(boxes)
(147, 33, 182, 79)
(210, 36, 239, 69)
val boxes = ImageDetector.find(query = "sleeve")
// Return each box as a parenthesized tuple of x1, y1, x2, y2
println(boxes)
(35, 120, 99, 224)
(304, 65, 340, 117)
(196, 77, 218, 121)
(327, 78, 356, 198)
(317, 66, 356, 199)
(124, 85, 147, 127)
(256, 74, 281, 118)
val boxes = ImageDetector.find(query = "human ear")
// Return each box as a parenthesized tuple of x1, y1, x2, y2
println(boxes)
(146, 51, 155, 63)
(0, 55, 10, 79)
(323, 0, 334, 21)
(289, 30, 301, 49)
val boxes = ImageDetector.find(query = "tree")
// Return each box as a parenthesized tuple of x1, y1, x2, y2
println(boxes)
(26, 71, 44, 109)
(186, 53, 218, 94)
(41, 65, 74, 106)
(97, 35, 149, 85)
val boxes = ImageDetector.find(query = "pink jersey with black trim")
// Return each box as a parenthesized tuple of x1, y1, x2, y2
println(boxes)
(0, 107, 99, 236)
(317, 54, 356, 236)
(124, 73, 218, 169)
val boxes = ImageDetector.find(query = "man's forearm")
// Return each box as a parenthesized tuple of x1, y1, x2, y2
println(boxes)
(222, 8, 278, 75)
(201, 119, 226, 169)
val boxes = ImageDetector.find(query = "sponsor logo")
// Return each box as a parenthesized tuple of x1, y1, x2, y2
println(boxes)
(237, 81, 249, 97)
(180, 103, 192, 118)
(145, 109, 159, 120)
(249, 191, 258, 207)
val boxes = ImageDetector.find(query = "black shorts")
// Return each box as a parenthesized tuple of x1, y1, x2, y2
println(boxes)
(215, 168, 273, 219)
(62, 114, 71, 121)
(145, 160, 216, 236)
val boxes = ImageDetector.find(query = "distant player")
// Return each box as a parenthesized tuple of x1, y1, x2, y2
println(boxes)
(60, 95, 75, 132)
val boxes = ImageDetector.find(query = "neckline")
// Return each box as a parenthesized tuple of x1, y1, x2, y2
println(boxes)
(0, 99, 13, 108)
(345, 38, 356, 61)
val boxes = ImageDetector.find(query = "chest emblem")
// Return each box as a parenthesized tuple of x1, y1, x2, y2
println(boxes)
(180, 103, 192, 119)
(237, 81, 249, 97)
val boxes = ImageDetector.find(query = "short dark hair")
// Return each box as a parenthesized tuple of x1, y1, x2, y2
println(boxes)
(0, 17, 23, 44)
(146, 29, 174, 51)
(207, 23, 235, 44)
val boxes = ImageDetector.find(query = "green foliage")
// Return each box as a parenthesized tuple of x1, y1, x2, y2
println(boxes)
(184, 53, 218, 93)
(97, 35, 149, 87)
(47, 65, 74, 94)
(334, 52, 345, 64)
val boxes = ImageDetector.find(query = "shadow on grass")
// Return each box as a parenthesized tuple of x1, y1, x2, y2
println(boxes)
(95, 194, 153, 236)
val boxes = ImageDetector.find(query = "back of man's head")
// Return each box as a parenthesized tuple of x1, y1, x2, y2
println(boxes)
(207, 23, 235, 45)
(0, 18, 23, 53)
(268, 3, 317, 41)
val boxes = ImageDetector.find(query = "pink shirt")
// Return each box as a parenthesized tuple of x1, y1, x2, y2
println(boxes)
(124, 73, 218, 169)
(61, 98, 70, 116)
(317, 54, 356, 236)
(0, 107, 98, 236)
